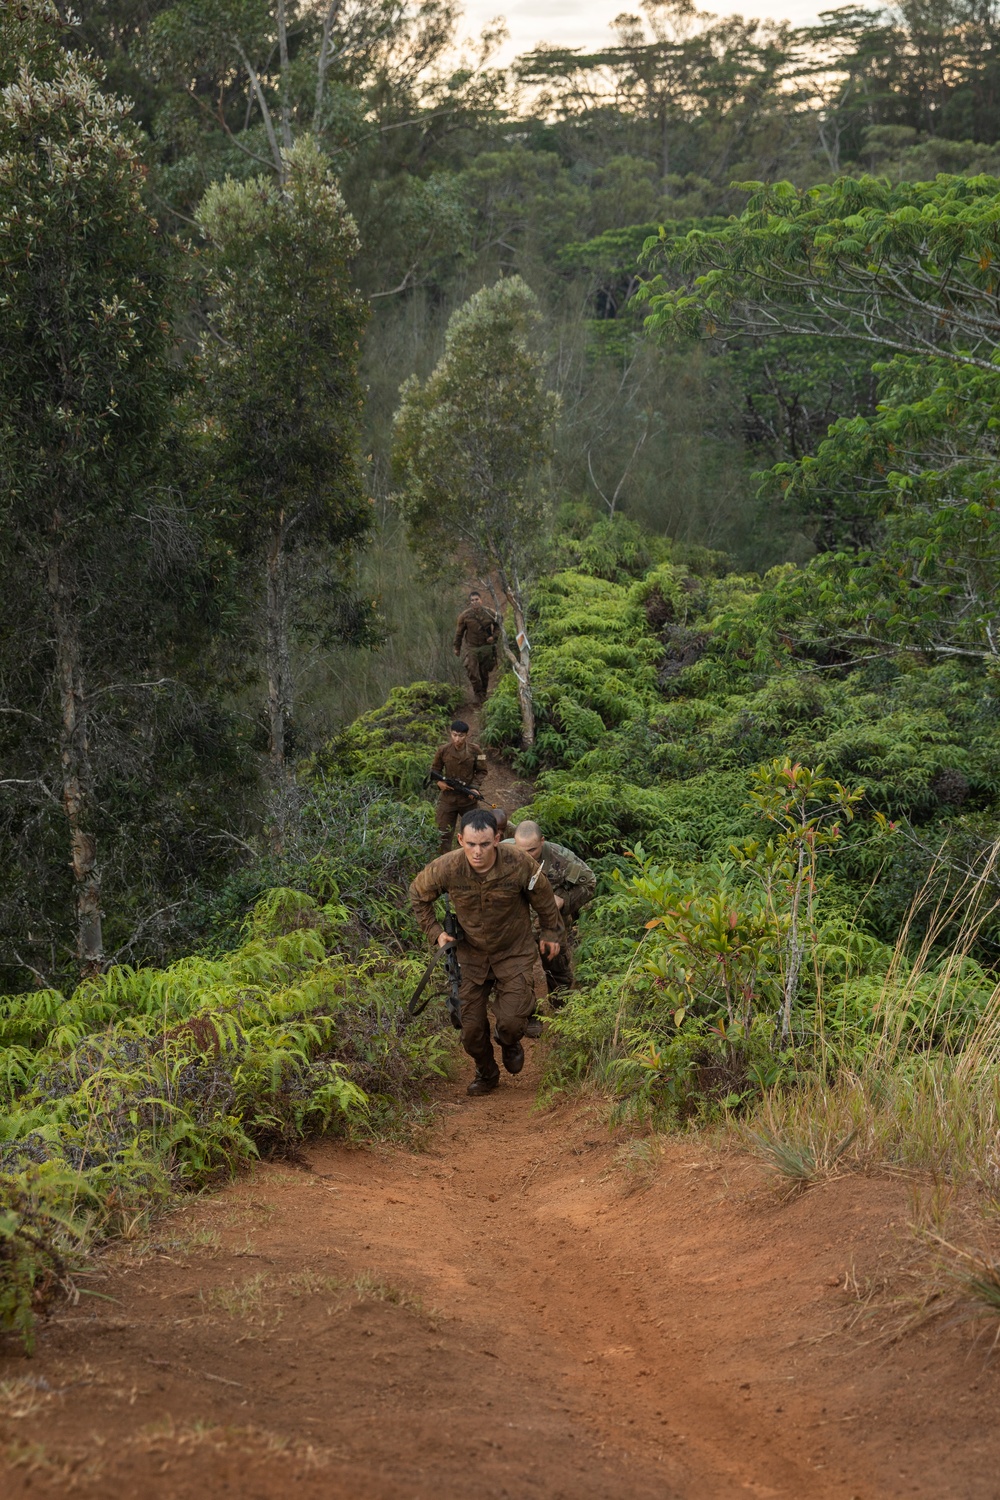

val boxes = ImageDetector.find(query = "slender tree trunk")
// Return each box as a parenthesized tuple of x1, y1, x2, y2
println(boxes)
(275, 0, 294, 151)
(315, 0, 342, 122)
(47, 551, 104, 978)
(265, 527, 292, 780)
(781, 847, 806, 1044)
(484, 573, 534, 746)
(507, 586, 535, 747)
(660, 100, 670, 188)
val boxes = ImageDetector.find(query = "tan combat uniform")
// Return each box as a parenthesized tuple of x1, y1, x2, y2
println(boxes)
(409, 844, 561, 1073)
(503, 837, 597, 998)
(430, 738, 488, 856)
(454, 605, 499, 702)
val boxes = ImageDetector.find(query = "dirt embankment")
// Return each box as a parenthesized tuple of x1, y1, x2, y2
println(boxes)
(2, 1048, 998, 1500)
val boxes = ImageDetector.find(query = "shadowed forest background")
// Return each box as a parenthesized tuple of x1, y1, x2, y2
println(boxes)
(7, 0, 1000, 982)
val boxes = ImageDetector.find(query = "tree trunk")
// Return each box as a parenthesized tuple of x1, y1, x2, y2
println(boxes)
(660, 100, 670, 188)
(509, 598, 535, 747)
(265, 528, 292, 776)
(780, 846, 806, 1044)
(47, 551, 104, 978)
(485, 571, 535, 746)
(275, 0, 294, 151)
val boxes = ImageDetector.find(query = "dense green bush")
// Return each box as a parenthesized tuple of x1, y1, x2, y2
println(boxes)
(197, 775, 439, 953)
(311, 680, 463, 795)
(0, 887, 449, 1346)
(473, 526, 1000, 1127)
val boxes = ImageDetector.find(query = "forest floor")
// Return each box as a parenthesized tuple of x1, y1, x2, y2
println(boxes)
(4, 690, 1000, 1497)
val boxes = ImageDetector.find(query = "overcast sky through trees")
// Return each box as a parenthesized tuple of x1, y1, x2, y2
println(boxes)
(464, 0, 822, 64)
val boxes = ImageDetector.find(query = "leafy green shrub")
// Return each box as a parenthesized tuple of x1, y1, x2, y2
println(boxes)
(195, 776, 439, 952)
(523, 769, 756, 859)
(311, 680, 462, 794)
(0, 891, 451, 1347)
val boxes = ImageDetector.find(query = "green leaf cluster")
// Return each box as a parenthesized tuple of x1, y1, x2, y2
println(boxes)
(0, 886, 449, 1345)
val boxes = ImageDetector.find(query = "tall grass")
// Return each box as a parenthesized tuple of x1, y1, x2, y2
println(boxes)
(745, 844, 1000, 1200)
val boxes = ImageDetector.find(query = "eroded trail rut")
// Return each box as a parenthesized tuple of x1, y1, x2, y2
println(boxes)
(3, 1057, 1000, 1498)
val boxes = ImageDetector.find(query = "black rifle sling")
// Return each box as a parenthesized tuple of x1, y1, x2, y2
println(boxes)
(407, 897, 463, 1020)
(407, 945, 446, 1016)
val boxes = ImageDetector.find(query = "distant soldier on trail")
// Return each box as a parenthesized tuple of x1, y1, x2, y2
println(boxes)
(454, 589, 499, 705)
(506, 820, 596, 1002)
(409, 808, 561, 1096)
(430, 719, 488, 857)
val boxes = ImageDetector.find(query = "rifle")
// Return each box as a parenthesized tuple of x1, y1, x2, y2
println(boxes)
(407, 897, 462, 1030)
(426, 769, 483, 801)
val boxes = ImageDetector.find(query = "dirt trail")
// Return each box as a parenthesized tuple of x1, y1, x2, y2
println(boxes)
(2, 1049, 1000, 1498)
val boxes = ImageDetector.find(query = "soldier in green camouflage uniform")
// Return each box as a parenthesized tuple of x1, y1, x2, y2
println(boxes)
(507, 821, 597, 997)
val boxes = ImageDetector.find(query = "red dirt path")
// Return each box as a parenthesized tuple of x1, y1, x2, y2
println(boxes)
(2, 1050, 999, 1498)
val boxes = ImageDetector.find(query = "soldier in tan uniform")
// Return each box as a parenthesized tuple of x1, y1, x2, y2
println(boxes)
(507, 821, 597, 1000)
(409, 808, 561, 1095)
(454, 590, 499, 704)
(430, 719, 488, 857)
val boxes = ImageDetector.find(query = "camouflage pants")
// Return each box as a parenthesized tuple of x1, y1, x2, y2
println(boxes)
(530, 917, 574, 1006)
(463, 643, 496, 700)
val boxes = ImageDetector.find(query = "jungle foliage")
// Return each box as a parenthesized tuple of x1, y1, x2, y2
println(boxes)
(8, 0, 1000, 1345)
(473, 509, 1000, 1124)
(0, 884, 448, 1346)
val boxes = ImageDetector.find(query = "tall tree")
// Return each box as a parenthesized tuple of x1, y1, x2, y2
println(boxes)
(393, 276, 559, 746)
(196, 137, 372, 807)
(0, 0, 174, 977)
(641, 172, 1000, 662)
(641, 173, 1000, 367)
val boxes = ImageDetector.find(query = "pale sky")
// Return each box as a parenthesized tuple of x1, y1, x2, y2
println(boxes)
(461, 0, 823, 66)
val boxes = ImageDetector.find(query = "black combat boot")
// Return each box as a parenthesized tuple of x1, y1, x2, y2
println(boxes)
(493, 1027, 524, 1075)
(467, 1067, 500, 1097)
(523, 1014, 543, 1038)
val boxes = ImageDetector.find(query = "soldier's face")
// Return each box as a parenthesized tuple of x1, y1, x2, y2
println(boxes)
(449, 729, 467, 748)
(469, 593, 481, 604)
(458, 825, 500, 870)
(515, 833, 544, 862)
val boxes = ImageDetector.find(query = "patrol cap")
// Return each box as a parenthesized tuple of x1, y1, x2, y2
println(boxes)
(450, 719, 469, 733)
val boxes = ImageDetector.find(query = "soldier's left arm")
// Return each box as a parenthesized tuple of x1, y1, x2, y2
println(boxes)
(526, 868, 561, 946)
(561, 856, 597, 918)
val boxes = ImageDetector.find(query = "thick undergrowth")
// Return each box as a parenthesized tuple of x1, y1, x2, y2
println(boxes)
(5, 516, 1000, 1345)
(0, 684, 464, 1349)
(480, 518, 1000, 1224)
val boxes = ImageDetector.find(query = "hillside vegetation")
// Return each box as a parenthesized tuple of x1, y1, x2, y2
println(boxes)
(6, 515, 1000, 1341)
(6, 0, 1000, 1348)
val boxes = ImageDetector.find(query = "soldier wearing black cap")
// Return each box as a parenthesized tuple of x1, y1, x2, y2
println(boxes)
(430, 720, 488, 856)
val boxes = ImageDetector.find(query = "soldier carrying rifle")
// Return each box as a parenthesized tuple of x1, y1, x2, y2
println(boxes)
(409, 808, 561, 1096)
(429, 718, 488, 857)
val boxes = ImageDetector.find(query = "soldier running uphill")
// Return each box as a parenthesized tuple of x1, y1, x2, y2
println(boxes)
(454, 590, 499, 705)
(409, 808, 562, 1096)
(430, 719, 488, 858)
(504, 820, 596, 1035)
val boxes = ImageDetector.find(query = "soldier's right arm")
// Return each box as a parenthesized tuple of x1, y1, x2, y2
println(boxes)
(453, 611, 467, 653)
(409, 862, 447, 945)
(430, 742, 446, 778)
